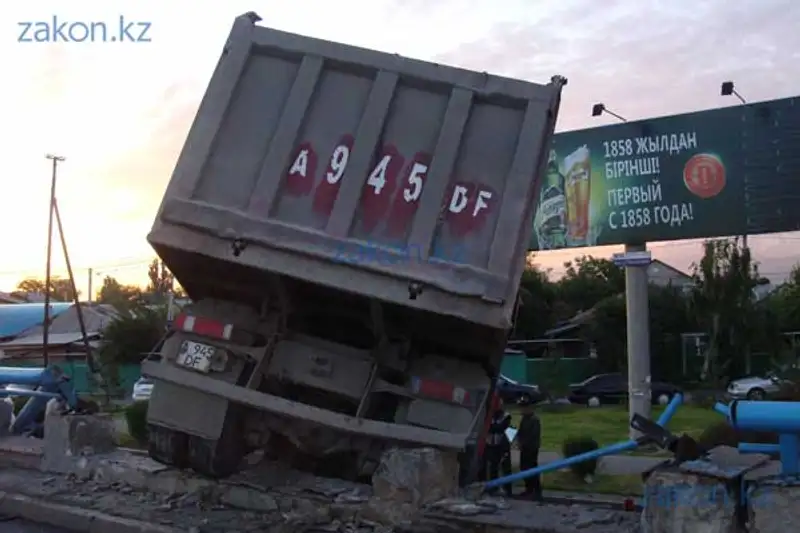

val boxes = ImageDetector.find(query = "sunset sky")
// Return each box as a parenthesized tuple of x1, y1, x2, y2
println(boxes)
(1, 0, 799, 298)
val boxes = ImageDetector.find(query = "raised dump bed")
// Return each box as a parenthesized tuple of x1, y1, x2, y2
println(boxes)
(143, 11, 564, 481)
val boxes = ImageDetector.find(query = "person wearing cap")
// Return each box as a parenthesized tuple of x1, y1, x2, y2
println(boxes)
(485, 397, 513, 496)
(516, 396, 542, 500)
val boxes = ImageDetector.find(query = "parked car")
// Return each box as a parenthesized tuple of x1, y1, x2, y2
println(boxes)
(568, 373, 681, 407)
(726, 374, 784, 400)
(495, 374, 546, 404)
(132, 377, 153, 402)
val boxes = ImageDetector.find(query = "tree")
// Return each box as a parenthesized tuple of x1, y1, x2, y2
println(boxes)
(97, 302, 167, 393)
(690, 238, 762, 383)
(96, 276, 144, 307)
(147, 259, 174, 298)
(12, 277, 80, 302)
(512, 265, 557, 339)
(767, 264, 800, 331)
(582, 282, 694, 380)
(557, 255, 625, 315)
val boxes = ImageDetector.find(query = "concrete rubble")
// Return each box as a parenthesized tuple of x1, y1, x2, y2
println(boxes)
(0, 414, 647, 533)
(640, 445, 800, 533)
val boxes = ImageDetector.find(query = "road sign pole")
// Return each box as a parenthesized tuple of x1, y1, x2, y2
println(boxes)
(624, 243, 652, 439)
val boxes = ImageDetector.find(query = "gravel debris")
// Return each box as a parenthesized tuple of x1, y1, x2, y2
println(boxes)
(0, 463, 643, 533)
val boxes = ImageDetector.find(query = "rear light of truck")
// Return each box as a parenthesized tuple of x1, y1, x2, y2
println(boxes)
(411, 377, 470, 405)
(174, 313, 234, 341)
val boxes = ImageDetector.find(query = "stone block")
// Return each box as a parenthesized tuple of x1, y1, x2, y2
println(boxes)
(41, 408, 116, 473)
(745, 475, 800, 532)
(371, 447, 458, 509)
(642, 469, 740, 533)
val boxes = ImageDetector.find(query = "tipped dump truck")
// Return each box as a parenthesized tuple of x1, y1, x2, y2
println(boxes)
(142, 11, 564, 481)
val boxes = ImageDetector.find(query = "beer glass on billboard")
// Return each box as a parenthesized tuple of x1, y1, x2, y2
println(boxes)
(564, 145, 591, 246)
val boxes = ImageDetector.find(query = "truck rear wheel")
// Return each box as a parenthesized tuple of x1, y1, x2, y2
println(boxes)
(186, 409, 247, 479)
(147, 423, 189, 468)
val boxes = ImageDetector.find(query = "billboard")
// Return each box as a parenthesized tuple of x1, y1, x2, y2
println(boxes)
(531, 96, 800, 251)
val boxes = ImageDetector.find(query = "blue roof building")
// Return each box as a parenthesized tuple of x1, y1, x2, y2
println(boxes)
(0, 303, 72, 338)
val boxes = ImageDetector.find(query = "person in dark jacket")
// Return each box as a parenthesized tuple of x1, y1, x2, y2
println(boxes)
(516, 396, 542, 500)
(485, 398, 513, 496)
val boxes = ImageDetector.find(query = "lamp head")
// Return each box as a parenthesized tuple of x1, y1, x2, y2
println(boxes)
(721, 81, 734, 96)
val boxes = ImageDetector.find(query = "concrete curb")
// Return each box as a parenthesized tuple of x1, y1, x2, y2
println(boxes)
(0, 492, 184, 533)
(542, 492, 642, 511)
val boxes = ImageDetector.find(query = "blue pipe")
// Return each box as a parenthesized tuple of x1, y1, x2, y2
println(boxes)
(484, 393, 684, 490)
(0, 390, 61, 400)
(657, 393, 682, 425)
(713, 402, 730, 417)
(739, 442, 780, 454)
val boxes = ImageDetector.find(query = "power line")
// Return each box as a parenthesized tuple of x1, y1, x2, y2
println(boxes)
(0, 257, 154, 278)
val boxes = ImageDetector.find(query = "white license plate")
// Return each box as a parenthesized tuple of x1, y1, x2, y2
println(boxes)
(176, 341, 215, 373)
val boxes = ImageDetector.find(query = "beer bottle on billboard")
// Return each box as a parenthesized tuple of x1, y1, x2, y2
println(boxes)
(534, 150, 567, 249)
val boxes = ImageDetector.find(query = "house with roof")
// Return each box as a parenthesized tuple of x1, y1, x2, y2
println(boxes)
(0, 292, 25, 304)
(0, 303, 73, 341)
(0, 303, 118, 365)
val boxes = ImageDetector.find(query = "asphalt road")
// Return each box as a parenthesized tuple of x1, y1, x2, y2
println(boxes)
(2, 518, 73, 532)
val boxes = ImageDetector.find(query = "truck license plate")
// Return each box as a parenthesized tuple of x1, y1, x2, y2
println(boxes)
(177, 341, 215, 373)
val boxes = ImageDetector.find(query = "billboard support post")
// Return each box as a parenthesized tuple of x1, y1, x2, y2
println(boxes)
(624, 243, 651, 439)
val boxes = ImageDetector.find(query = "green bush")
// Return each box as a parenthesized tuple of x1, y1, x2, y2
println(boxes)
(562, 436, 599, 479)
(124, 401, 150, 445)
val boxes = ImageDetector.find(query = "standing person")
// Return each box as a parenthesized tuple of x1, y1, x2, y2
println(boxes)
(485, 397, 513, 497)
(516, 396, 543, 500)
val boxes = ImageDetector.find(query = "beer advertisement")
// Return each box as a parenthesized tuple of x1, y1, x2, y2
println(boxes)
(531, 96, 800, 251)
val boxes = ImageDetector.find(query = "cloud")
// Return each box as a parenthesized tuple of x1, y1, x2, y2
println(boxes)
(436, 0, 800, 131)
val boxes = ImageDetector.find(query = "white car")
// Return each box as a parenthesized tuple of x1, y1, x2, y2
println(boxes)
(727, 375, 783, 400)
(132, 377, 153, 402)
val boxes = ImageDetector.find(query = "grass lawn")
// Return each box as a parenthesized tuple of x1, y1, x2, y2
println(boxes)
(510, 404, 720, 453)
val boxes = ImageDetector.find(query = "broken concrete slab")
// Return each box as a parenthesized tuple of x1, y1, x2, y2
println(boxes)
(371, 447, 459, 508)
(679, 445, 769, 481)
(642, 468, 739, 533)
(742, 469, 800, 533)
(0, 465, 645, 533)
(42, 411, 116, 473)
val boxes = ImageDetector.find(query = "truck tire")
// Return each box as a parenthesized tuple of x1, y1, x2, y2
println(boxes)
(186, 409, 247, 479)
(147, 424, 189, 468)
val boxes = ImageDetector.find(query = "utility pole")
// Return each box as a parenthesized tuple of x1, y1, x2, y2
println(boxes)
(88, 268, 93, 303)
(43, 154, 65, 368)
(721, 82, 749, 251)
(624, 244, 651, 439)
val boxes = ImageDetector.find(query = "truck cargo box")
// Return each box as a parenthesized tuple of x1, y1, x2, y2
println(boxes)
(149, 12, 564, 346)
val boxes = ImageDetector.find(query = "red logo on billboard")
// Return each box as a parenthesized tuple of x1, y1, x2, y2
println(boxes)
(683, 153, 726, 199)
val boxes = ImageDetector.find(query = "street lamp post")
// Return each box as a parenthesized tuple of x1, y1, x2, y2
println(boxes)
(721, 81, 747, 105)
(591, 103, 627, 122)
(720, 81, 749, 248)
(590, 105, 650, 438)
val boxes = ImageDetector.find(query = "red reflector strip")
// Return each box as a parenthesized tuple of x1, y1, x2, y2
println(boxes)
(174, 314, 233, 340)
(411, 377, 470, 404)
